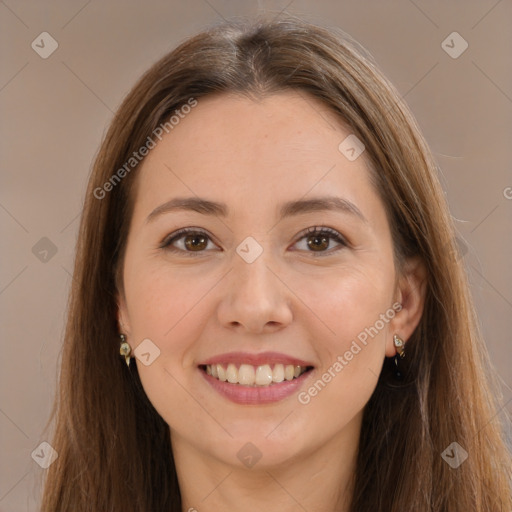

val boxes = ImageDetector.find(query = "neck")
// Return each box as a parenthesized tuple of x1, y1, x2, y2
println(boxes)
(172, 415, 361, 512)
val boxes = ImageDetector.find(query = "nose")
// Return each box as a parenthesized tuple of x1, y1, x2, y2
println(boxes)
(216, 250, 293, 334)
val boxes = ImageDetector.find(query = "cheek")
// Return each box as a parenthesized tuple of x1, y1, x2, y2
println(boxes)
(125, 261, 208, 338)
(127, 266, 211, 424)
(295, 266, 393, 405)
(122, 267, 212, 416)
(296, 261, 395, 343)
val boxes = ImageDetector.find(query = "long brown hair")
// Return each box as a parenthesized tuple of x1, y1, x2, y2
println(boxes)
(41, 15, 511, 511)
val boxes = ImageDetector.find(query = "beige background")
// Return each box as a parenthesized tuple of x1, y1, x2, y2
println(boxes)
(1, 1, 511, 509)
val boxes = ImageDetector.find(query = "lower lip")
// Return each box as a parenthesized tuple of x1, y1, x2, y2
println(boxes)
(199, 368, 314, 405)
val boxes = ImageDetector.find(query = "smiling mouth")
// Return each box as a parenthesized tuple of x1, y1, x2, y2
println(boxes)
(199, 363, 313, 386)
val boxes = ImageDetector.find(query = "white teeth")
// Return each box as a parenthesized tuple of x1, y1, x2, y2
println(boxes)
(226, 363, 238, 383)
(255, 365, 273, 386)
(272, 364, 284, 383)
(238, 364, 255, 385)
(204, 363, 309, 386)
(217, 364, 227, 382)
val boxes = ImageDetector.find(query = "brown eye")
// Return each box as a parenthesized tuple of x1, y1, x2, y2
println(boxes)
(307, 234, 330, 252)
(183, 233, 208, 251)
(161, 228, 216, 255)
(293, 226, 348, 256)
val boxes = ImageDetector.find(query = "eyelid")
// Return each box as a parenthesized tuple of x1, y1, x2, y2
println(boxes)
(295, 226, 349, 246)
(289, 226, 349, 256)
(159, 227, 217, 252)
(160, 226, 349, 255)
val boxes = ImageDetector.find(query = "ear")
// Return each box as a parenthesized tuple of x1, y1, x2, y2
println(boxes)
(385, 256, 427, 357)
(117, 291, 132, 337)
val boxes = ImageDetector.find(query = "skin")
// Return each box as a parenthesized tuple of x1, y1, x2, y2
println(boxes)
(117, 91, 426, 511)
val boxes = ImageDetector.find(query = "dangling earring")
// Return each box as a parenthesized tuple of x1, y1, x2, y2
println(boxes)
(119, 334, 131, 367)
(394, 334, 405, 358)
(393, 334, 405, 380)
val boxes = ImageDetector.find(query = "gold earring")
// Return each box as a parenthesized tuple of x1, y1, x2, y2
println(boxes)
(393, 334, 405, 359)
(119, 334, 131, 367)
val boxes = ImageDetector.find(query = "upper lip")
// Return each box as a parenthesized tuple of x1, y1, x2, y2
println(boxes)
(200, 351, 314, 367)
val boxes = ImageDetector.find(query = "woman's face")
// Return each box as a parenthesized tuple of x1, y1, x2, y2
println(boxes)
(118, 91, 416, 470)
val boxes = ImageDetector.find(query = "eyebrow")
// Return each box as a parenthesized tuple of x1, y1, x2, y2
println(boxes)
(146, 195, 367, 224)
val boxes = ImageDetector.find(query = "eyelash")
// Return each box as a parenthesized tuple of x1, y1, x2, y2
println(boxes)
(159, 226, 349, 257)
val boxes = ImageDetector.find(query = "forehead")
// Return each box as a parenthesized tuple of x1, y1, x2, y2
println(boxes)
(150, 91, 353, 168)
(131, 91, 379, 224)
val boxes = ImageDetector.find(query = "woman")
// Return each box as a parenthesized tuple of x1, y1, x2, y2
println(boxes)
(41, 15, 512, 511)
